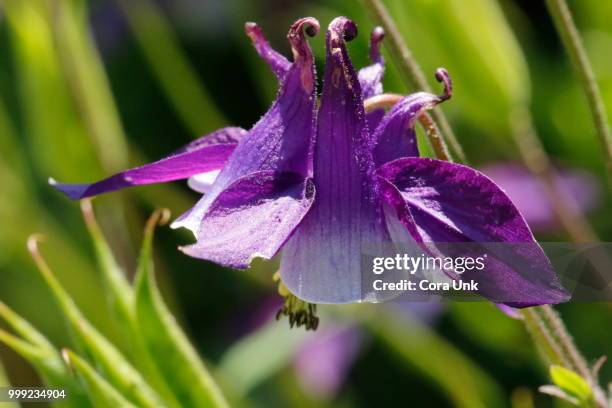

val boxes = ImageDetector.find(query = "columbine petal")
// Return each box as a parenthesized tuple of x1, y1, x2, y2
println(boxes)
(187, 170, 220, 194)
(280, 17, 392, 304)
(372, 91, 446, 166)
(379, 157, 570, 306)
(174, 17, 320, 267)
(369, 68, 451, 166)
(358, 27, 385, 99)
(359, 27, 386, 131)
(181, 171, 315, 268)
(245, 22, 291, 80)
(50, 127, 246, 200)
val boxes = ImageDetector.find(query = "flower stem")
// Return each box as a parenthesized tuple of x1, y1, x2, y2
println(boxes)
(510, 106, 612, 287)
(521, 307, 571, 368)
(361, 0, 466, 163)
(545, 0, 612, 185)
(522, 305, 608, 408)
(509, 107, 599, 244)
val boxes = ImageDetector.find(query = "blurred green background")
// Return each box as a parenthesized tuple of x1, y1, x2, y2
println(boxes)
(0, 0, 611, 407)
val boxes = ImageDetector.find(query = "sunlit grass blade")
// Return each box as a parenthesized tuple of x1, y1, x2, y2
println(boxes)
(134, 211, 229, 408)
(27, 235, 166, 408)
(3, 0, 103, 180)
(51, 0, 129, 173)
(114, 0, 227, 134)
(0, 301, 55, 351)
(0, 330, 52, 374)
(62, 350, 138, 408)
(0, 358, 18, 408)
(0, 306, 90, 408)
(80, 200, 134, 334)
(81, 203, 182, 407)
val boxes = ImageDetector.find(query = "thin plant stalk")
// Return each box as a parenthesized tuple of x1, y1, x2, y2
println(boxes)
(509, 107, 599, 244)
(545, 0, 612, 185)
(510, 107, 612, 291)
(522, 306, 608, 408)
(359, 0, 603, 401)
(362, 0, 466, 163)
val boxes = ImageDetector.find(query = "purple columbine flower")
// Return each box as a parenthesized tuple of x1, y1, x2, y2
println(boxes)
(51, 17, 569, 309)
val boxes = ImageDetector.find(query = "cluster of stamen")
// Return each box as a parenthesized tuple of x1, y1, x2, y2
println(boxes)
(273, 272, 319, 330)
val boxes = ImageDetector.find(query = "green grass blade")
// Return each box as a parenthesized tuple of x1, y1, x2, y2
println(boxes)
(80, 200, 134, 335)
(134, 211, 229, 408)
(27, 236, 166, 408)
(0, 300, 55, 351)
(81, 204, 183, 408)
(0, 329, 89, 408)
(63, 350, 138, 408)
(0, 357, 18, 408)
(50, 0, 129, 173)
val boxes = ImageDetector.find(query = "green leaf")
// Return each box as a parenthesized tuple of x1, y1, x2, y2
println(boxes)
(80, 200, 135, 342)
(134, 211, 229, 408)
(28, 237, 165, 408)
(550, 365, 593, 402)
(0, 300, 55, 351)
(51, 0, 129, 173)
(63, 350, 138, 408)
(0, 358, 18, 408)
(0, 329, 89, 408)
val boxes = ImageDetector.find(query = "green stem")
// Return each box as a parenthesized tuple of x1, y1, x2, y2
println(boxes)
(521, 307, 570, 368)
(545, 0, 612, 185)
(361, 0, 466, 163)
(509, 107, 598, 244)
(523, 306, 608, 408)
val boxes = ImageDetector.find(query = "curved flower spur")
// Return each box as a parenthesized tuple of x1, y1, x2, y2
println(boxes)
(51, 17, 569, 315)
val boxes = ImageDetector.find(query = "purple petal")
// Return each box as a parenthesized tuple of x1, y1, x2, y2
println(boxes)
(294, 326, 362, 399)
(245, 22, 291, 80)
(358, 27, 385, 99)
(495, 304, 522, 319)
(379, 157, 570, 307)
(50, 127, 244, 200)
(173, 18, 319, 236)
(481, 163, 600, 231)
(180, 171, 314, 268)
(187, 170, 220, 194)
(280, 17, 392, 304)
(174, 126, 247, 153)
(370, 68, 451, 166)
(359, 27, 386, 131)
(372, 92, 446, 166)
